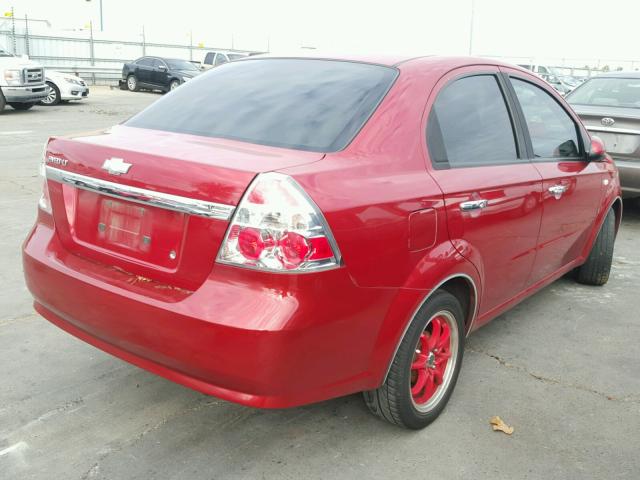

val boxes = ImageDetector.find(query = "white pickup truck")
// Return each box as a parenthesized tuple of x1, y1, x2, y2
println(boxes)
(0, 47, 48, 112)
(200, 51, 250, 70)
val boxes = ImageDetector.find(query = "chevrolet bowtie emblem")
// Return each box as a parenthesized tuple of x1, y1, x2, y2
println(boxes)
(102, 157, 132, 175)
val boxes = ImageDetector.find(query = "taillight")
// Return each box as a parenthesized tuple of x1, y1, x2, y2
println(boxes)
(38, 143, 52, 215)
(217, 172, 341, 272)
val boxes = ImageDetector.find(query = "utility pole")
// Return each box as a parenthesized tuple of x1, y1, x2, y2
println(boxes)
(141, 25, 146, 56)
(468, 0, 475, 55)
(10, 7, 16, 54)
(85, 0, 103, 31)
(24, 13, 30, 56)
(89, 20, 95, 66)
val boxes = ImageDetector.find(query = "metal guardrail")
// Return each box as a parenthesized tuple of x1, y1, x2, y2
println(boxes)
(42, 65, 122, 86)
(1, 24, 258, 86)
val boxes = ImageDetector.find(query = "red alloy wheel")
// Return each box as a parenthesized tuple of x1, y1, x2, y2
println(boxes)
(410, 314, 455, 408)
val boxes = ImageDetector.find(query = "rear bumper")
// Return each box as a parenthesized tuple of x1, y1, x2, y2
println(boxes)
(23, 220, 397, 408)
(614, 158, 640, 197)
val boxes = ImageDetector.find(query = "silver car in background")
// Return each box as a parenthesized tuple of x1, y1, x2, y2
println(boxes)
(566, 72, 640, 198)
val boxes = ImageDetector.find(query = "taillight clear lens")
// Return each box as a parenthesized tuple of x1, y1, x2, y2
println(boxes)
(217, 172, 341, 272)
(38, 152, 52, 215)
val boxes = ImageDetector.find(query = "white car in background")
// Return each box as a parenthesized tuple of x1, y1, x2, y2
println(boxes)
(200, 51, 251, 70)
(41, 70, 89, 105)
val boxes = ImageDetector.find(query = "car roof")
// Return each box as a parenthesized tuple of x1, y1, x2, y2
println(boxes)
(592, 71, 640, 79)
(138, 56, 189, 62)
(237, 53, 524, 70)
(242, 51, 420, 66)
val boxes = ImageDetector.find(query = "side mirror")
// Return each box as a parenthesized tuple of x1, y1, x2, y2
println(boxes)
(158, 65, 167, 71)
(587, 136, 606, 161)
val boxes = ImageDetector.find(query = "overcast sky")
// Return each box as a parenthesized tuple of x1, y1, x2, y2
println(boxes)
(3, 0, 640, 63)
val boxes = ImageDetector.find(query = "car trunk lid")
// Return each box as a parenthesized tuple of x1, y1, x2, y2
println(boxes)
(573, 105, 640, 160)
(45, 125, 324, 290)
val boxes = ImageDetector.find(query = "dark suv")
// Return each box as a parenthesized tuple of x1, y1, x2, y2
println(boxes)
(121, 56, 201, 93)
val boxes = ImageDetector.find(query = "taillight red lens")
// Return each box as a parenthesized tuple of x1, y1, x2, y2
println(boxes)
(278, 232, 310, 268)
(308, 236, 333, 260)
(237, 227, 265, 260)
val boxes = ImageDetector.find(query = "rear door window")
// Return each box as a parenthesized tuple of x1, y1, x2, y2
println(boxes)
(214, 54, 228, 66)
(136, 57, 153, 67)
(427, 75, 518, 168)
(511, 78, 580, 158)
(126, 59, 398, 152)
(204, 52, 215, 65)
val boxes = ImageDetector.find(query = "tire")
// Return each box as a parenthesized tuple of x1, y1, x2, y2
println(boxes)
(169, 79, 180, 91)
(9, 103, 35, 110)
(0, 89, 6, 112)
(576, 208, 616, 286)
(364, 290, 465, 429)
(40, 81, 60, 106)
(127, 75, 139, 92)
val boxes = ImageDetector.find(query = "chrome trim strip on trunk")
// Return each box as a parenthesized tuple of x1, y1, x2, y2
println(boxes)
(585, 125, 640, 136)
(45, 166, 235, 221)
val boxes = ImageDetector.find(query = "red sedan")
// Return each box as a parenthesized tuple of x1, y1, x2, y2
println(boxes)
(23, 54, 621, 429)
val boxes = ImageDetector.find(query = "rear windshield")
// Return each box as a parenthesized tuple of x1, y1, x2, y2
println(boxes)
(125, 58, 398, 152)
(567, 77, 640, 108)
(166, 59, 199, 71)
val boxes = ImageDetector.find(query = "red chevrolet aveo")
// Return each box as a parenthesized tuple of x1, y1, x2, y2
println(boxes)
(23, 55, 621, 429)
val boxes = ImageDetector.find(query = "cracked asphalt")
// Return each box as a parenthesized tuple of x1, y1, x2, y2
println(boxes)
(1, 88, 639, 480)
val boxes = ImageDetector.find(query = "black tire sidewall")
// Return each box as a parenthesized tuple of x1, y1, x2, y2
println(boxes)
(0, 88, 6, 112)
(127, 75, 138, 92)
(395, 291, 465, 429)
(41, 81, 60, 105)
(577, 208, 616, 285)
(9, 103, 35, 110)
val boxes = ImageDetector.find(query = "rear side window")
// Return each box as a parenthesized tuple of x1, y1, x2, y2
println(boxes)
(427, 75, 518, 168)
(567, 77, 640, 108)
(136, 57, 153, 67)
(511, 78, 580, 158)
(126, 59, 398, 152)
(204, 52, 215, 65)
(214, 54, 228, 66)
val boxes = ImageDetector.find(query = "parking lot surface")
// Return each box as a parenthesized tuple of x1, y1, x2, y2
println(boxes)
(1, 88, 639, 479)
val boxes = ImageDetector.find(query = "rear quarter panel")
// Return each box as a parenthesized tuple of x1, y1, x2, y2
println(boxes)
(279, 59, 482, 385)
(280, 59, 467, 290)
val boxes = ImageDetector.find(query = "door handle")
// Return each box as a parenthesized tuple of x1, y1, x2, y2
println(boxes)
(460, 199, 488, 211)
(548, 185, 568, 199)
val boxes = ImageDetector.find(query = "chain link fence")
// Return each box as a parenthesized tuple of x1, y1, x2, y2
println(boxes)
(2, 13, 639, 86)
(1, 15, 258, 85)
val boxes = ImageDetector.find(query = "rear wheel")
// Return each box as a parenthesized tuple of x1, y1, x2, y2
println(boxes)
(40, 81, 60, 105)
(169, 79, 180, 91)
(363, 290, 465, 429)
(9, 103, 35, 110)
(127, 75, 139, 92)
(576, 209, 615, 286)
(0, 89, 5, 112)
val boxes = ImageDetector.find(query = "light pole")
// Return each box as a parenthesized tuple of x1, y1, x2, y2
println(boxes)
(468, 0, 475, 55)
(85, 0, 103, 31)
